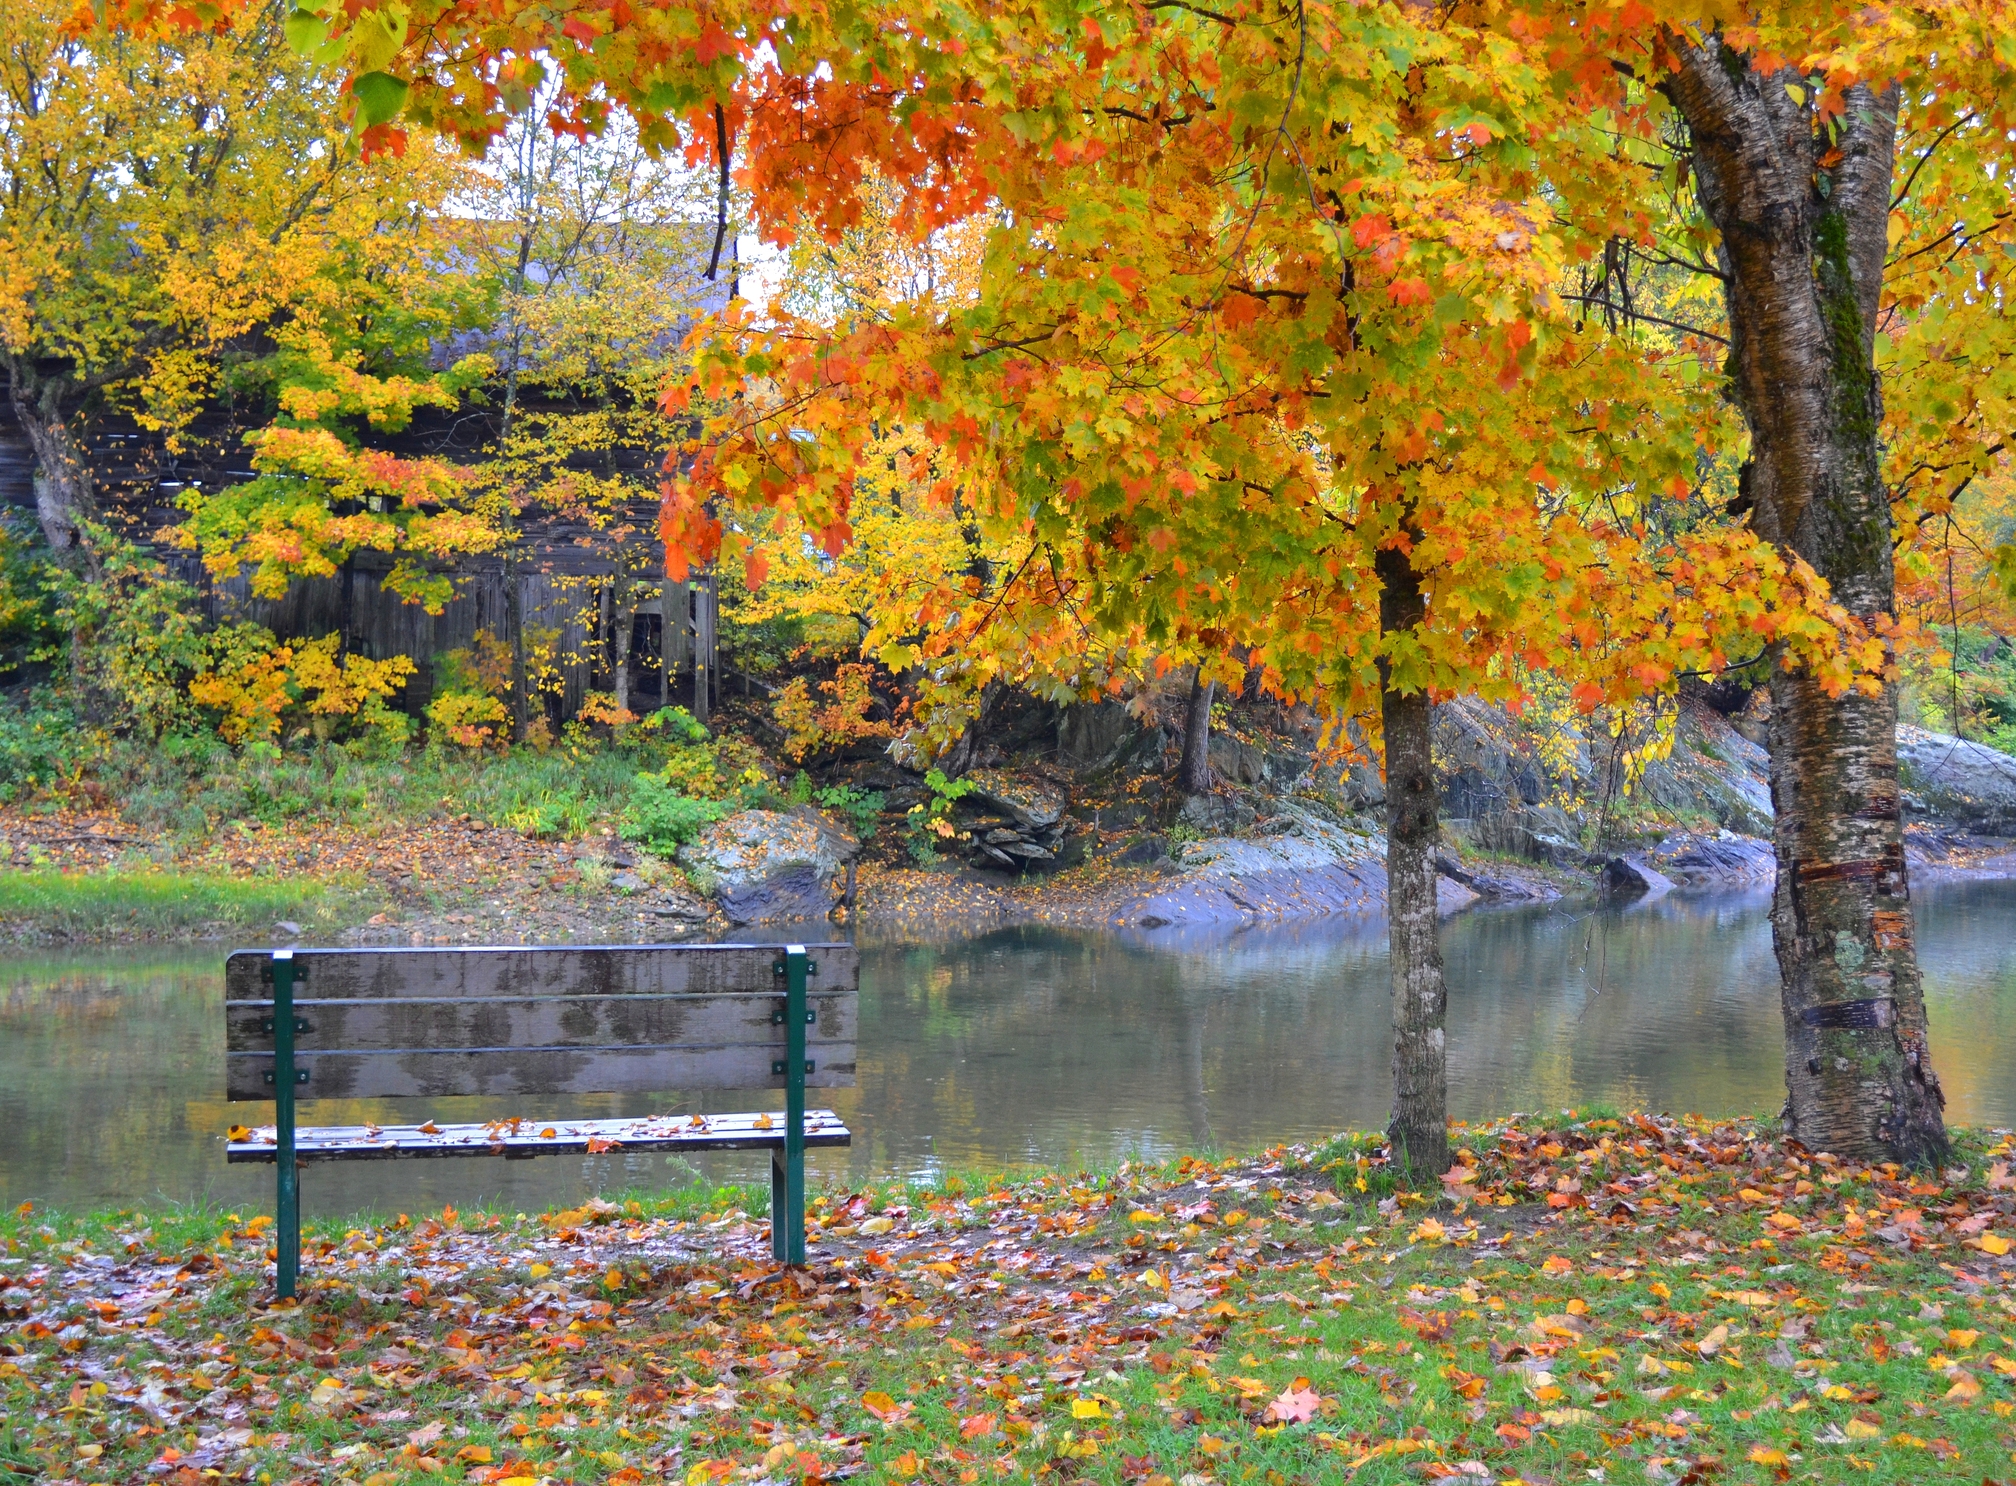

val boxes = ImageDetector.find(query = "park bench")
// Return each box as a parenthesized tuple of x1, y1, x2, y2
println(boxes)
(224, 942, 856, 1298)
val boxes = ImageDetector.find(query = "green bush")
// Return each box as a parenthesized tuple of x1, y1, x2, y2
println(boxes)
(619, 773, 728, 856)
(0, 690, 91, 800)
(817, 783, 885, 838)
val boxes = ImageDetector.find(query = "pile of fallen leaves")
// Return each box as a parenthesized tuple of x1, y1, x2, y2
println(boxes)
(4, 1111, 2016, 1486)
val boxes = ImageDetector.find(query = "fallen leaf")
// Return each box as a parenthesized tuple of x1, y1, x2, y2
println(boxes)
(1697, 1324, 1729, 1357)
(1264, 1381, 1324, 1424)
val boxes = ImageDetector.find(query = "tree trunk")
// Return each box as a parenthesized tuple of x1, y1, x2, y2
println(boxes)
(1665, 44, 1946, 1165)
(9, 379, 96, 560)
(1178, 668, 1215, 796)
(1376, 543, 1450, 1181)
(612, 599, 636, 718)
(692, 572, 716, 727)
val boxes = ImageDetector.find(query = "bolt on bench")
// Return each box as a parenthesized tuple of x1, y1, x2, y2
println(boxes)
(224, 942, 856, 1297)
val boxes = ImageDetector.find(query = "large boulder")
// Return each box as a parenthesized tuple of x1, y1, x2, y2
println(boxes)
(678, 808, 858, 924)
(1898, 726, 2016, 836)
(961, 768, 1067, 830)
(1601, 855, 1676, 900)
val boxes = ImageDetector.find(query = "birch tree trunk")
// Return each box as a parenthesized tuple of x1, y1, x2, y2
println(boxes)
(1376, 543, 1449, 1181)
(1664, 43, 1946, 1163)
(612, 599, 636, 718)
(1178, 669, 1215, 796)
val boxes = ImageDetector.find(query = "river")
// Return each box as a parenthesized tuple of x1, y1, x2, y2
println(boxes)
(3, 880, 2011, 1217)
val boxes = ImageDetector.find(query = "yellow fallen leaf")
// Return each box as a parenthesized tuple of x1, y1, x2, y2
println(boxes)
(1747, 1446, 1789, 1465)
(1649, 1280, 1672, 1300)
(528, 1263, 550, 1280)
(859, 1215, 895, 1236)
(1541, 1254, 1573, 1275)
(1766, 1212, 1801, 1231)
(752, 1113, 774, 1130)
(1944, 1371, 1981, 1401)
(226, 1125, 251, 1142)
(885, 1450, 920, 1479)
(1821, 1385, 1854, 1401)
(1540, 1408, 1597, 1426)
(1948, 1329, 1980, 1350)
(1410, 1217, 1447, 1242)
(1738, 1188, 1769, 1203)
(1845, 1418, 1883, 1441)
(1071, 1399, 1103, 1419)
(539, 1127, 557, 1139)
(1128, 1210, 1164, 1225)
(1731, 1291, 1775, 1306)
(417, 1120, 440, 1134)
(1697, 1324, 1729, 1357)
(455, 1445, 493, 1463)
(1976, 1232, 2011, 1256)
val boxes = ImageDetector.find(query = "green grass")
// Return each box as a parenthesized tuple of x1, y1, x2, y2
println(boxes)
(0, 868, 377, 940)
(7, 1120, 2016, 1485)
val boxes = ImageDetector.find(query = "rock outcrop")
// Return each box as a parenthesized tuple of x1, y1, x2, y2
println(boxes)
(679, 807, 858, 924)
(1899, 726, 2016, 836)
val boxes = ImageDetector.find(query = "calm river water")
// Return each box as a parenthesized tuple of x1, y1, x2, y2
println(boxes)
(4, 880, 2012, 1218)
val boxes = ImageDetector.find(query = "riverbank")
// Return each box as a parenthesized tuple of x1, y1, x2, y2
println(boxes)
(5, 1112, 2014, 1486)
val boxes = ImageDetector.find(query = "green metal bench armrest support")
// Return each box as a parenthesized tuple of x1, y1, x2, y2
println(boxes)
(772, 945, 809, 1266)
(273, 951, 301, 1300)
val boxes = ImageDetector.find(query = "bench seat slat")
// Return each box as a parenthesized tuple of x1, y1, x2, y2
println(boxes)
(225, 1044, 857, 1101)
(222, 991, 855, 1054)
(225, 944, 855, 1002)
(226, 1110, 852, 1163)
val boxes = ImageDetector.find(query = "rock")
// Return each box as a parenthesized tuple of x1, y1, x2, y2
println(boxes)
(1057, 700, 1143, 768)
(1898, 726, 2016, 835)
(273, 920, 302, 938)
(999, 840, 1055, 860)
(1434, 853, 1562, 903)
(1601, 855, 1675, 900)
(1109, 800, 1394, 928)
(678, 807, 859, 924)
(1476, 804, 1585, 866)
(1178, 792, 1257, 833)
(650, 894, 711, 922)
(609, 871, 647, 894)
(1117, 835, 1168, 865)
(961, 768, 1067, 830)
(984, 828, 1022, 845)
(1648, 830, 1776, 886)
(607, 844, 639, 869)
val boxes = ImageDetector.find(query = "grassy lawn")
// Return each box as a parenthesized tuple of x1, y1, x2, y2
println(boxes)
(0, 869, 380, 940)
(3, 1111, 2014, 1486)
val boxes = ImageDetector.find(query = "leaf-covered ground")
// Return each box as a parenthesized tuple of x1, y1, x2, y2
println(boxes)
(6, 1112, 2016, 1486)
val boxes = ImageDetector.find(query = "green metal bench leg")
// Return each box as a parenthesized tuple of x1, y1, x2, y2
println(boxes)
(272, 950, 301, 1300)
(771, 946, 808, 1266)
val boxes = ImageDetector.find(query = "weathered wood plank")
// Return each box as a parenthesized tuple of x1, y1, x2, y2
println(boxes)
(223, 991, 855, 1054)
(226, 1109, 851, 1164)
(225, 1043, 857, 1101)
(223, 943, 857, 1003)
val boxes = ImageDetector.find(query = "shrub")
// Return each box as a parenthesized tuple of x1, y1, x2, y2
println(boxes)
(0, 691, 91, 801)
(619, 773, 727, 856)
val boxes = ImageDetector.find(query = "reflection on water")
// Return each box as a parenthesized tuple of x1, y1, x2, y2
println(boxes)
(2, 880, 2011, 1217)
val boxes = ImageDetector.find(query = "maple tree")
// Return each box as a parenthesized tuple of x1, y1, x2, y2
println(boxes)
(119, 0, 2016, 1169)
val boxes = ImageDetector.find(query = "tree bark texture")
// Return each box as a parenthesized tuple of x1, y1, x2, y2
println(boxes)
(1665, 43, 1945, 1163)
(1179, 670, 1215, 796)
(8, 376, 96, 559)
(1376, 544, 1449, 1181)
(612, 601, 636, 718)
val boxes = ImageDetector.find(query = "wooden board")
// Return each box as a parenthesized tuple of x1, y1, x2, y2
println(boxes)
(223, 990, 856, 1053)
(223, 942, 859, 1101)
(225, 1043, 857, 1101)
(226, 1109, 851, 1164)
(224, 943, 856, 1003)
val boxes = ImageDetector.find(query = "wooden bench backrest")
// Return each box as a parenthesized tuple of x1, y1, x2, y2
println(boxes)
(223, 943, 858, 1103)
